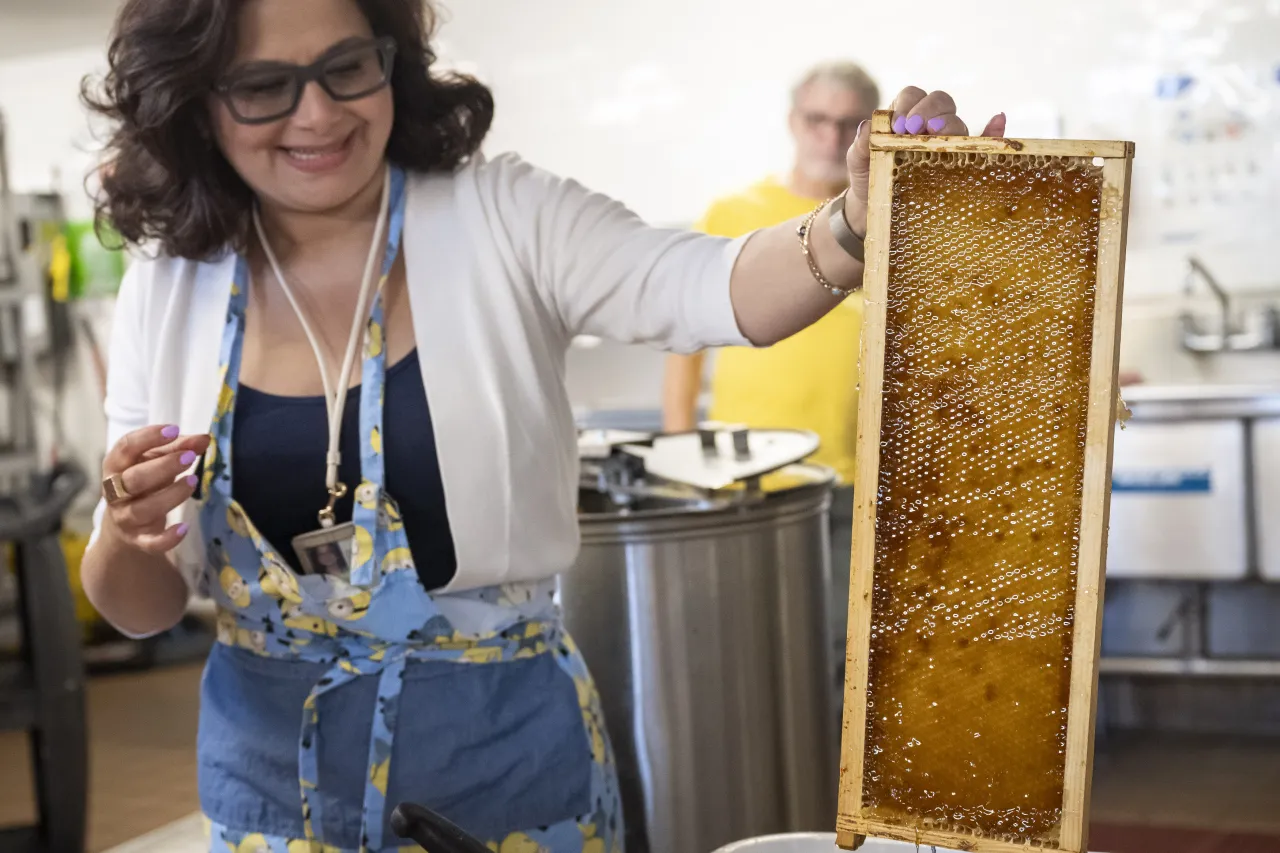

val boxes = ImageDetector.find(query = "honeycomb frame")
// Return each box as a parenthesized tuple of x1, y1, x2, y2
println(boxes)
(836, 110, 1135, 853)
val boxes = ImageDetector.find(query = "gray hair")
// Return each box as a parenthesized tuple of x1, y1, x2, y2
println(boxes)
(790, 61, 881, 111)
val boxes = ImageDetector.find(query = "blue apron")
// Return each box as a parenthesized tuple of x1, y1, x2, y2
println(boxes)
(195, 165, 622, 853)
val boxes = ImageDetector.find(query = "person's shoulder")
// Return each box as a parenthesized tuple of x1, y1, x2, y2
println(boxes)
(117, 245, 235, 309)
(126, 246, 232, 283)
(405, 151, 619, 245)
(406, 151, 554, 197)
(696, 176, 789, 236)
(708, 176, 786, 206)
(123, 246, 212, 272)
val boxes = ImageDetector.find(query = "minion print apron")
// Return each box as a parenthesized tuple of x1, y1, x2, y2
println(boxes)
(195, 164, 622, 853)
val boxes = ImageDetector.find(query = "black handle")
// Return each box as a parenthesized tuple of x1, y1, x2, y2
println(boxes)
(389, 802, 492, 853)
(0, 461, 88, 541)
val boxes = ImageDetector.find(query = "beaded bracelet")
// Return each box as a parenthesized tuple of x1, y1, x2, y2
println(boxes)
(796, 200, 860, 299)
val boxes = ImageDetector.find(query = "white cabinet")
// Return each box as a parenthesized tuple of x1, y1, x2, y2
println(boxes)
(1256, 419, 1280, 581)
(1106, 420, 1248, 579)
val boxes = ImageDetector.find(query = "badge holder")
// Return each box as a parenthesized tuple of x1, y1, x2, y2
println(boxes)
(292, 483, 354, 578)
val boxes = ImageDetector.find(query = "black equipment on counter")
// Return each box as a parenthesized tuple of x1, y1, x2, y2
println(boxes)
(0, 461, 88, 853)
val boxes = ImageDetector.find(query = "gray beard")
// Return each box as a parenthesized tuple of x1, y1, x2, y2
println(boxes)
(798, 160, 848, 187)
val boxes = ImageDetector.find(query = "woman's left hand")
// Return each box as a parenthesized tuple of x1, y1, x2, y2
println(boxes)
(843, 87, 1007, 233)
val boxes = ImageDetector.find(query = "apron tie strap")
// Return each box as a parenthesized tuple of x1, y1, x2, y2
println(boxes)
(298, 650, 408, 853)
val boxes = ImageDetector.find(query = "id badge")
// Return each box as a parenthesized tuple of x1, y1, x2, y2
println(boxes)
(293, 522, 355, 578)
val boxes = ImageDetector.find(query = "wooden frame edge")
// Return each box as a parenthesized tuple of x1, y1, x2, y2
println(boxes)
(835, 108, 896, 849)
(865, 109, 1134, 159)
(871, 136, 1133, 159)
(1058, 154, 1134, 853)
(841, 819, 1070, 853)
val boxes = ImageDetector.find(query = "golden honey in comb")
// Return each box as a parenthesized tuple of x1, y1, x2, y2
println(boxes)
(860, 151, 1103, 845)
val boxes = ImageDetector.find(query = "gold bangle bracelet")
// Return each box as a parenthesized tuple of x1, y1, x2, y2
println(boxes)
(796, 200, 859, 299)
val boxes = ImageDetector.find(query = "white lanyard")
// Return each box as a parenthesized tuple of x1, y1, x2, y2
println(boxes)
(251, 167, 392, 527)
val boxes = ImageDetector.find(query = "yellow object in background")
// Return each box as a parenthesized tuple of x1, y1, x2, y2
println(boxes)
(49, 233, 73, 303)
(60, 529, 101, 638)
(698, 177, 866, 484)
(3, 530, 103, 645)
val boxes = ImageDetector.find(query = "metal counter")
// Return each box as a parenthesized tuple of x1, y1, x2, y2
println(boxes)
(1108, 384, 1280, 581)
(1120, 384, 1280, 421)
(1101, 385, 1280, 697)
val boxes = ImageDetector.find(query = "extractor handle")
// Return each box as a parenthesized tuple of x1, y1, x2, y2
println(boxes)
(697, 421, 751, 461)
(389, 802, 491, 853)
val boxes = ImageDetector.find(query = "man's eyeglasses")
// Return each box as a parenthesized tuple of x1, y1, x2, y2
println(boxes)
(799, 111, 868, 138)
(215, 36, 397, 125)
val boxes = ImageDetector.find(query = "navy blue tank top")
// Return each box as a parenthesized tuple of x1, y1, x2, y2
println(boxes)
(231, 349, 457, 590)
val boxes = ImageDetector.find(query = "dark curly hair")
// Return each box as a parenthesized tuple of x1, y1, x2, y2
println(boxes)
(83, 0, 493, 260)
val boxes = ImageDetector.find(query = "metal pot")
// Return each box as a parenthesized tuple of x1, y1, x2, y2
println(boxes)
(561, 425, 840, 853)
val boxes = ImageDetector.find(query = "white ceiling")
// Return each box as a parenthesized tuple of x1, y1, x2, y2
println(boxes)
(0, 0, 122, 61)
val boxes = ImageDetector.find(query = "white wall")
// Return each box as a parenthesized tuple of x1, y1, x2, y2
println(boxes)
(431, 0, 1280, 250)
(425, 0, 1280, 410)
(0, 0, 122, 62)
(0, 45, 108, 220)
(2, 0, 1279, 426)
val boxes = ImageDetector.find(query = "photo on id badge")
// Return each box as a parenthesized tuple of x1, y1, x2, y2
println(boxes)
(293, 523, 355, 578)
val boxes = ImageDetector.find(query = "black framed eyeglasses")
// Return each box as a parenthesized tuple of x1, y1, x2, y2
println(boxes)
(215, 36, 397, 125)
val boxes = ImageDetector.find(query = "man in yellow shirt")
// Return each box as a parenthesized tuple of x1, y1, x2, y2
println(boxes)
(662, 60, 878, 687)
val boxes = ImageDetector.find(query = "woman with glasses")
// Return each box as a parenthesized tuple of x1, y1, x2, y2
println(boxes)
(79, 0, 1004, 850)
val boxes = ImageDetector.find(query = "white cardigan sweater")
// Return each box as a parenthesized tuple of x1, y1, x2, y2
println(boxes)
(90, 152, 752, 594)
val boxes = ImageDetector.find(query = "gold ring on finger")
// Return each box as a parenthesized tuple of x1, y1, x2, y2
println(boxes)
(102, 473, 132, 504)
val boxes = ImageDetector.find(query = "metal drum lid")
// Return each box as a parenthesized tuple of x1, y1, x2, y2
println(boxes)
(577, 428, 654, 460)
(619, 423, 820, 491)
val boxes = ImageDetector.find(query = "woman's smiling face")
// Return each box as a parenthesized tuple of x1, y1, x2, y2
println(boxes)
(210, 0, 395, 216)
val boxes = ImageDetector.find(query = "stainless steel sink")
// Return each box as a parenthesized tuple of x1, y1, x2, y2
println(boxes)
(1108, 384, 1280, 581)
(1120, 384, 1280, 420)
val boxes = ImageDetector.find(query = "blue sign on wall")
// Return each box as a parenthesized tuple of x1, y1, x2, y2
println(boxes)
(1111, 469, 1212, 494)
(1155, 73, 1195, 99)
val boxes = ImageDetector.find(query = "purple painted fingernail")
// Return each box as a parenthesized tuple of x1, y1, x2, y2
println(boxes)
(892, 115, 908, 134)
(927, 117, 947, 133)
(161, 425, 180, 440)
(906, 114, 925, 134)
(180, 451, 197, 466)
(176, 523, 189, 537)
(185, 475, 198, 487)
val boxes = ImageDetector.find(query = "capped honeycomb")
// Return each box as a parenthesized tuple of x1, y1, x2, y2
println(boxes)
(859, 150, 1104, 846)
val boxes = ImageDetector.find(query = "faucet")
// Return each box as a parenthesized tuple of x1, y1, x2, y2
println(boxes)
(1179, 256, 1276, 352)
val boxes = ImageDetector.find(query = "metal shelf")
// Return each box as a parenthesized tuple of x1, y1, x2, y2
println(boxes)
(1100, 655, 1280, 678)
